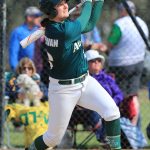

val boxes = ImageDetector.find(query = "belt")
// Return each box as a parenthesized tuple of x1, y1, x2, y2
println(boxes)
(58, 73, 88, 85)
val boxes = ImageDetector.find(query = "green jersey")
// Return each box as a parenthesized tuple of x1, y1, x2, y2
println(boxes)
(43, 0, 104, 79)
(44, 19, 88, 79)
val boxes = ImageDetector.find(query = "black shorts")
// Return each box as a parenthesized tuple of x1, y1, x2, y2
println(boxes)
(109, 61, 144, 97)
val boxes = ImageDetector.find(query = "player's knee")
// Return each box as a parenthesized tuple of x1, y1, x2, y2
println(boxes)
(48, 137, 62, 147)
(52, 136, 62, 146)
(43, 133, 63, 147)
(49, 138, 62, 147)
(104, 105, 120, 121)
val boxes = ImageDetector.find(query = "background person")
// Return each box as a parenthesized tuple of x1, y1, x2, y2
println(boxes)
(106, 0, 149, 126)
(85, 49, 123, 144)
(81, 26, 102, 50)
(6, 58, 48, 105)
(86, 49, 123, 106)
(5, 101, 49, 149)
(16, 58, 48, 105)
(85, 50, 148, 149)
(9, 6, 43, 70)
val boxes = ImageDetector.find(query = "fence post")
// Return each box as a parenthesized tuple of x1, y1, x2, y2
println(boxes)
(0, 0, 6, 147)
(148, 81, 150, 100)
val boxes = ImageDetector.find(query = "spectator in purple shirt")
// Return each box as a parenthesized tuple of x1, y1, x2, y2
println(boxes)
(86, 49, 123, 105)
(85, 49, 123, 143)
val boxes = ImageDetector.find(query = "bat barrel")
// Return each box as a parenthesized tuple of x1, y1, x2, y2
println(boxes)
(20, 2, 83, 48)
(20, 29, 45, 48)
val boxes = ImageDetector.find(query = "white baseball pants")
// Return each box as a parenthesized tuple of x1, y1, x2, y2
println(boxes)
(43, 75, 120, 147)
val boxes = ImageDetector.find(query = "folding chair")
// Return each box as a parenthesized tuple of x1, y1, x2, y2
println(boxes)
(76, 121, 101, 149)
(68, 106, 101, 149)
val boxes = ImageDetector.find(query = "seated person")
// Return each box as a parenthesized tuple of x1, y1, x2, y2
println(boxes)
(6, 57, 48, 105)
(5, 101, 75, 149)
(85, 50, 148, 149)
(85, 49, 123, 143)
(85, 49, 123, 106)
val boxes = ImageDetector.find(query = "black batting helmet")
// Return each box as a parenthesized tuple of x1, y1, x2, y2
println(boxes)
(39, 0, 68, 18)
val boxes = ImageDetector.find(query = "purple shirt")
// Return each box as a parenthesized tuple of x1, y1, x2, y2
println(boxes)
(92, 70, 123, 106)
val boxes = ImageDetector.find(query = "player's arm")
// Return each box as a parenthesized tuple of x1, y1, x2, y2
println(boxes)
(107, 24, 122, 49)
(82, 0, 104, 33)
(65, 1, 92, 40)
(76, 1, 92, 32)
(9, 29, 20, 70)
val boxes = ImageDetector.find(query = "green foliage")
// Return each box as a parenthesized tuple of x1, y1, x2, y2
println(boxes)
(7, 0, 39, 34)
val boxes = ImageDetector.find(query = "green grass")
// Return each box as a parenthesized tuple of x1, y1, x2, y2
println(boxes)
(76, 130, 100, 148)
(4, 123, 24, 148)
(3, 88, 150, 148)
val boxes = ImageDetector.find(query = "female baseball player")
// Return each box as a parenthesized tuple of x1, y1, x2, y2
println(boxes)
(27, 0, 121, 149)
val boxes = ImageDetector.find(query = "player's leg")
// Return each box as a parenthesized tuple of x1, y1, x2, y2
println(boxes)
(78, 76, 121, 149)
(28, 83, 82, 150)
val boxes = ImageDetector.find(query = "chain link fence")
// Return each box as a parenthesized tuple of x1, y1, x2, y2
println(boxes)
(0, 0, 150, 149)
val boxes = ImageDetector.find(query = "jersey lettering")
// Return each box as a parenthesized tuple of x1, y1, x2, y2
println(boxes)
(45, 36, 58, 47)
(73, 40, 81, 53)
(20, 111, 48, 126)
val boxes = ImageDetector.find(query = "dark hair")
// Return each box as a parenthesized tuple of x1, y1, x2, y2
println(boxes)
(41, 18, 49, 27)
(39, 0, 58, 19)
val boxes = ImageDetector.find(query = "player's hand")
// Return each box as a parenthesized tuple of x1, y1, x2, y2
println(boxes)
(92, 0, 104, 2)
(91, 43, 107, 52)
(98, 43, 107, 52)
(81, 0, 92, 4)
(37, 91, 43, 99)
(41, 18, 49, 27)
(18, 92, 26, 100)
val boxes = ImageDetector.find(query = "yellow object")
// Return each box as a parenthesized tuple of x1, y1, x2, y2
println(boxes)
(5, 102, 49, 148)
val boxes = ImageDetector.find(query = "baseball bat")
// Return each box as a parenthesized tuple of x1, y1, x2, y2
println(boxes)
(121, 0, 150, 50)
(20, 2, 83, 48)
